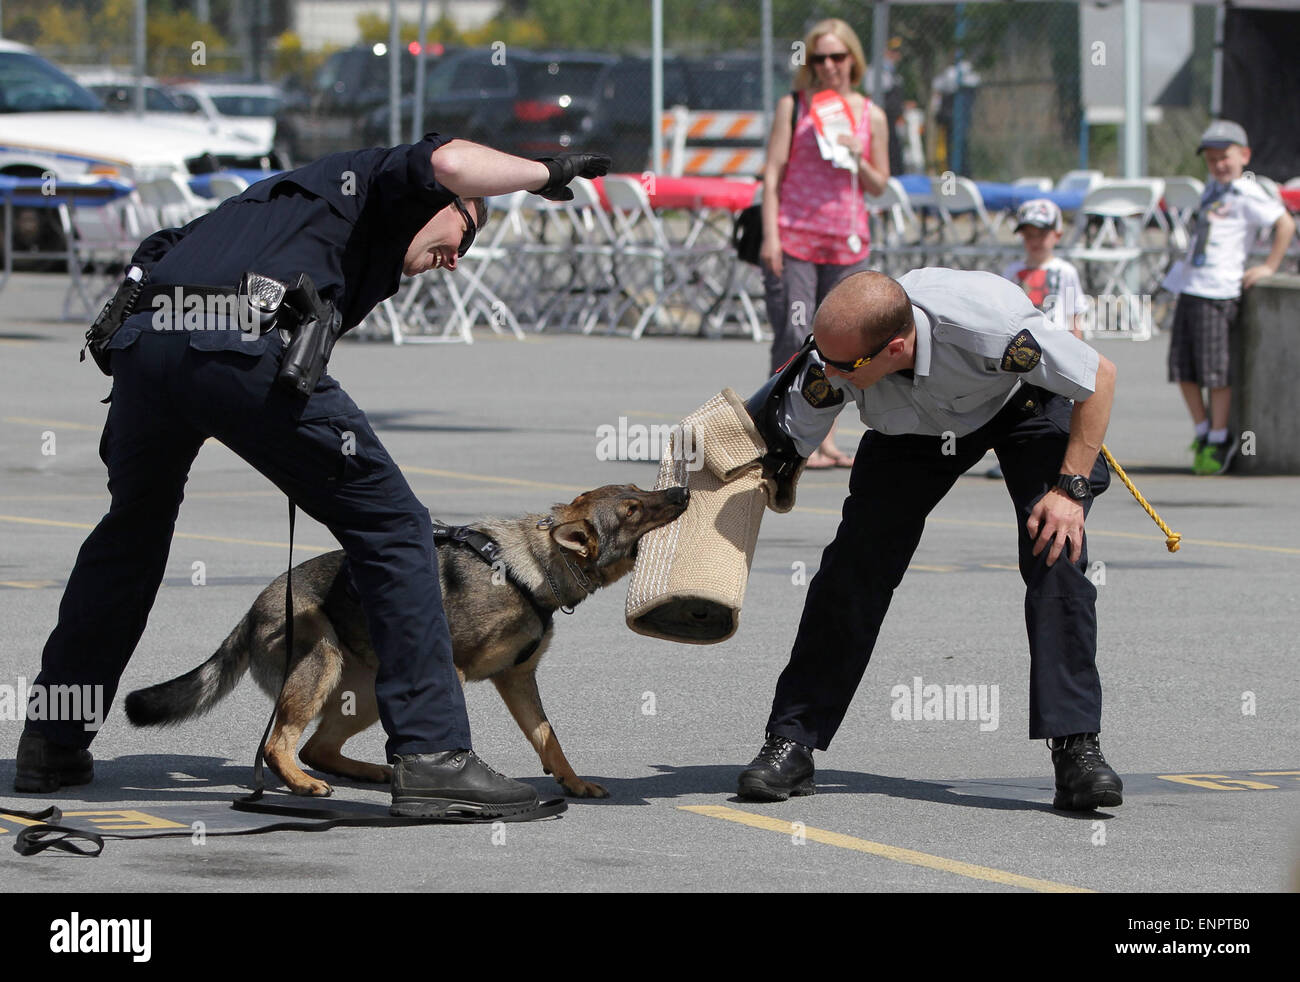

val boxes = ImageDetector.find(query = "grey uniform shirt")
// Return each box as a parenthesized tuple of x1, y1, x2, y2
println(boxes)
(778, 268, 1100, 455)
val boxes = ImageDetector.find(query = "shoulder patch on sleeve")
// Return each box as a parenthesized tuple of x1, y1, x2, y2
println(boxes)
(1001, 329, 1042, 373)
(801, 363, 845, 408)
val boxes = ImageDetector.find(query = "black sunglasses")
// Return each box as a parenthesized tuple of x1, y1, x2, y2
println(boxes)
(814, 331, 899, 373)
(453, 198, 477, 258)
(810, 51, 851, 65)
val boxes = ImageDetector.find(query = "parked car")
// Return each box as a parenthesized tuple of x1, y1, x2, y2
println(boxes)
(167, 81, 283, 151)
(0, 41, 273, 252)
(274, 43, 434, 165)
(74, 69, 277, 164)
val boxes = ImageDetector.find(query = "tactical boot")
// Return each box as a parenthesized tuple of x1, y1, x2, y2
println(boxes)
(14, 730, 94, 793)
(737, 733, 815, 801)
(1049, 733, 1123, 810)
(390, 749, 540, 819)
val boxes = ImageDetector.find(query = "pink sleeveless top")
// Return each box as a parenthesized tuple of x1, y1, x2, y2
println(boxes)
(778, 90, 871, 265)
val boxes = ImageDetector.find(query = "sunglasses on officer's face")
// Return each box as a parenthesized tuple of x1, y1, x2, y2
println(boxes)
(810, 51, 850, 65)
(814, 331, 899, 373)
(453, 199, 477, 258)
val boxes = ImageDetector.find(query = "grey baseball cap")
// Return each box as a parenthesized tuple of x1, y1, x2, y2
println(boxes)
(1198, 119, 1249, 152)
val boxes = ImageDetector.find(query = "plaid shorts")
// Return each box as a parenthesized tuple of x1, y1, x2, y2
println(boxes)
(1167, 293, 1239, 388)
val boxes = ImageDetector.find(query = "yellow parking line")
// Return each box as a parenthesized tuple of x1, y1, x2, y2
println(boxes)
(400, 465, 586, 493)
(3, 415, 100, 432)
(790, 505, 1300, 556)
(679, 805, 1092, 893)
(0, 514, 331, 554)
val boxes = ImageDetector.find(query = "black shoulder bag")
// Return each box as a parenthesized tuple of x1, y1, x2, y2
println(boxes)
(733, 91, 801, 266)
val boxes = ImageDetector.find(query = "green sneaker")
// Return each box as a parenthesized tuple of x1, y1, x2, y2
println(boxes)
(1193, 437, 1236, 476)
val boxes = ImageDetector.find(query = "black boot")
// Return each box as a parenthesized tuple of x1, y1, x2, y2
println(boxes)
(1049, 733, 1123, 810)
(14, 730, 94, 793)
(737, 733, 815, 801)
(390, 749, 540, 819)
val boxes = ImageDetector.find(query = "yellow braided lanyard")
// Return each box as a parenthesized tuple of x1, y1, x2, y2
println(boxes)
(1100, 445, 1182, 553)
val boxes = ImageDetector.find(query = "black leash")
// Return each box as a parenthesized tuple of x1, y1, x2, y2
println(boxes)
(237, 498, 298, 807)
(4, 801, 568, 857)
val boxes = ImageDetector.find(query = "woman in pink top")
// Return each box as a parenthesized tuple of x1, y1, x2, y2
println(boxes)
(761, 18, 890, 468)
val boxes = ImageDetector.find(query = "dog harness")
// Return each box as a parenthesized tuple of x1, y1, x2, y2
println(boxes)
(429, 520, 555, 666)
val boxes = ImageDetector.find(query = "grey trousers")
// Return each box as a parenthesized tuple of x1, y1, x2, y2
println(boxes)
(764, 252, 874, 375)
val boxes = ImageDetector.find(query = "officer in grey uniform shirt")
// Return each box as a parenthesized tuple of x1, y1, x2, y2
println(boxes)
(739, 268, 1124, 811)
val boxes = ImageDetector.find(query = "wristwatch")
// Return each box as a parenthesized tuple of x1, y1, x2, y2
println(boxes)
(1054, 473, 1092, 501)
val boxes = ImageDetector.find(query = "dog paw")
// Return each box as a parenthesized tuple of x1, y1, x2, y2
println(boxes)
(564, 778, 609, 798)
(291, 779, 333, 797)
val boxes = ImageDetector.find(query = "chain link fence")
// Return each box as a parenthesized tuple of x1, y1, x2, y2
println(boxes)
(22, 2, 1227, 183)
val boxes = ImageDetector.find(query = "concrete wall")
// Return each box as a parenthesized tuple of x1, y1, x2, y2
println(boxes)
(1232, 272, 1300, 474)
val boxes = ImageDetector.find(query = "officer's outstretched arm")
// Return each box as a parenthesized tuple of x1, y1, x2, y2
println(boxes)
(429, 140, 609, 201)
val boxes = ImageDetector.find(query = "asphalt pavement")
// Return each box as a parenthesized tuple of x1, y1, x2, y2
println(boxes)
(1, 272, 1297, 894)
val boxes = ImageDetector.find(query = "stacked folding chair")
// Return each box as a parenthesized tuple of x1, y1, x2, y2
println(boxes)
(600, 174, 731, 339)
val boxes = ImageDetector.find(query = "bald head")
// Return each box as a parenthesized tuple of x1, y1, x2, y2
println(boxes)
(812, 271, 913, 353)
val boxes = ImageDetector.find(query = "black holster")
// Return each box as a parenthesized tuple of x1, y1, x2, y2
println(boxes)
(276, 273, 343, 397)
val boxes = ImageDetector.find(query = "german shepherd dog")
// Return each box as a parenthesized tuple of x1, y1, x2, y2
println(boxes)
(125, 484, 689, 799)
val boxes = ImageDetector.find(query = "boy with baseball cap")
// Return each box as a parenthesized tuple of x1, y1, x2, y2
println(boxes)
(1003, 198, 1087, 340)
(1162, 119, 1295, 475)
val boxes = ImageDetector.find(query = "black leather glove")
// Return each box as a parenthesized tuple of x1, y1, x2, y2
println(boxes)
(532, 153, 612, 201)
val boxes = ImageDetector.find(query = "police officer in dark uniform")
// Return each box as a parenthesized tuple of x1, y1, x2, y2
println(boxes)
(739, 268, 1125, 811)
(15, 134, 609, 820)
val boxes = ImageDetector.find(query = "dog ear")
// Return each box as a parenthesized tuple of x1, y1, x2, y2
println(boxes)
(551, 520, 597, 559)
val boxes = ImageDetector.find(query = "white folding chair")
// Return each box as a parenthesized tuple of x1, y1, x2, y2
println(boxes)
(1056, 170, 1105, 196)
(57, 192, 147, 319)
(135, 174, 215, 229)
(538, 178, 626, 334)
(1012, 177, 1054, 192)
(865, 177, 924, 275)
(1161, 176, 1204, 254)
(601, 174, 730, 339)
(929, 175, 1003, 270)
(1062, 180, 1165, 338)
(206, 173, 249, 202)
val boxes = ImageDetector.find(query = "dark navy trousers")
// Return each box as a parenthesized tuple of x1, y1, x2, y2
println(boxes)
(29, 331, 472, 758)
(767, 390, 1111, 747)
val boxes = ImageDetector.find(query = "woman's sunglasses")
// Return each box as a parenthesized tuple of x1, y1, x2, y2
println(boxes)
(810, 52, 851, 66)
(453, 199, 477, 257)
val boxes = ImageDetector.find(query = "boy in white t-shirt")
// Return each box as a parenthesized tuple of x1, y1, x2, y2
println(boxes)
(1003, 198, 1087, 340)
(985, 198, 1087, 479)
(1162, 120, 1295, 475)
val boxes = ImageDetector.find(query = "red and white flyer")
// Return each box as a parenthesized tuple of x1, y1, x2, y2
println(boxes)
(809, 90, 857, 170)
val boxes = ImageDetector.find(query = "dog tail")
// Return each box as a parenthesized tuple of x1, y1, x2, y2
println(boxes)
(124, 612, 254, 726)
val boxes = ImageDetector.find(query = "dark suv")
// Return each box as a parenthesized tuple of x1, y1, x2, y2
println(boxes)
(274, 44, 449, 164)
(359, 48, 518, 149)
